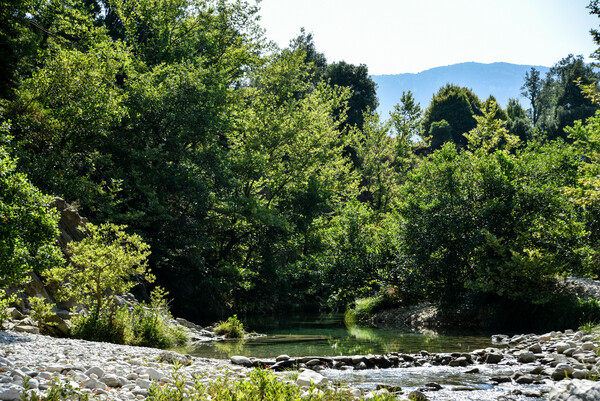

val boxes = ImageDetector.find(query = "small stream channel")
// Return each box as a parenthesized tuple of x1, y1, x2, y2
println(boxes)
(180, 315, 550, 400)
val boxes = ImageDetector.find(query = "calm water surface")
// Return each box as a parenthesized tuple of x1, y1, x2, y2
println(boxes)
(182, 314, 494, 359)
(179, 315, 549, 401)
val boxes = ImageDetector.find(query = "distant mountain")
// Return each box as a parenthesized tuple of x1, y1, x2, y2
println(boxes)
(372, 62, 551, 119)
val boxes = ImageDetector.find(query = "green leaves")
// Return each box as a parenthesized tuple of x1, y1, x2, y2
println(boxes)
(0, 138, 63, 287)
(45, 223, 152, 311)
(397, 141, 588, 304)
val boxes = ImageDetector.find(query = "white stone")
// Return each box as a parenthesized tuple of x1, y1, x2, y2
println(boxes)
(581, 342, 596, 351)
(296, 370, 328, 388)
(82, 378, 105, 390)
(135, 379, 153, 390)
(101, 374, 121, 387)
(230, 356, 253, 367)
(145, 367, 163, 381)
(549, 379, 600, 401)
(85, 366, 105, 378)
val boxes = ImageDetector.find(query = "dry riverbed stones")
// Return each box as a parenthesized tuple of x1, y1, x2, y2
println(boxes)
(0, 331, 242, 401)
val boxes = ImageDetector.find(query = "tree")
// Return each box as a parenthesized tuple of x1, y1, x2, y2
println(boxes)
(0, 133, 63, 288)
(45, 223, 152, 312)
(422, 84, 483, 148)
(464, 100, 519, 153)
(324, 61, 378, 129)
(521, 67, 543, 126)
(390, 91, 422, 161)
(355, 113, 396, 212)
(396, 141, 587, 305)
(289, 28, 328, 86)
(536, 55, 599, 139)
(506, 98, 533, 143)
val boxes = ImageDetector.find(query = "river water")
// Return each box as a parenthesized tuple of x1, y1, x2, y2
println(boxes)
(181, 314, 550, 400)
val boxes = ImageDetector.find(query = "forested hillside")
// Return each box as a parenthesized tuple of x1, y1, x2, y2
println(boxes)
(3, 0, 600, 331)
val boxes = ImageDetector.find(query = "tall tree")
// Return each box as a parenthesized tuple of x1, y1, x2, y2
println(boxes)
(536, 55, 599, 140)
(521, 67, 543, 126)
(324, 61, 378, 130)
(422, 84, 483, 149)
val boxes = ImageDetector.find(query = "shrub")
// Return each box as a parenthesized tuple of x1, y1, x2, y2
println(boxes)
(344, 296, 395, 325)
(214, 315, 245, 338)
(71, 288, 188, 348)
(0, 290, 16, 327)
(28, 296, 57, 328)
(129, 288, 187, 348)
(71, 306, 132, 344)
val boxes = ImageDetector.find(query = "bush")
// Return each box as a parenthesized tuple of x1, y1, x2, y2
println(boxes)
(129, 288, 187, 348)
(28, 296, 57, 328)
(344, 295, 396, 325)
(0, 290, 16, 327)
(71, 289, 188, 348)
(71, 306, 132, 344)
(214, 315, 245, 338)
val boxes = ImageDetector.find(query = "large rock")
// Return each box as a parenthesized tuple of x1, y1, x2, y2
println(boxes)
(296, 370, 328, 388)
(517, 351, 536, 363)
(230, 356, 254, 367)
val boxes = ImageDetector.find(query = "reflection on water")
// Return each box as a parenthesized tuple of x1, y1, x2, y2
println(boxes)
(178, 315, 547, 401)
(181, 314, 493, 359)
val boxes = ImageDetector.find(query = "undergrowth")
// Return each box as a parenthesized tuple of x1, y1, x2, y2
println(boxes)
(71, 288, 187, 348)
(21, 368, 399, 401)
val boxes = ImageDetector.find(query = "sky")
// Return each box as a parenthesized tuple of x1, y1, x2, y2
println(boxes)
(258, 0, 600, 75)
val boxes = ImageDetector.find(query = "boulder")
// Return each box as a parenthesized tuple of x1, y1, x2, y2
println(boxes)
(517, 351, 536, 363)
(296, 370, 327, 388)
(230, 356, 254, 367)
(485, 352, 503, 364)
(552, 363, 575, 380)
(0, 385, 23, 401)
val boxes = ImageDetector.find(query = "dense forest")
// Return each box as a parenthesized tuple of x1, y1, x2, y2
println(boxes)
(4, 0, 600, 331)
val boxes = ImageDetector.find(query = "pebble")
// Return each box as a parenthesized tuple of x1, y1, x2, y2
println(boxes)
(0, 331, 240, 401)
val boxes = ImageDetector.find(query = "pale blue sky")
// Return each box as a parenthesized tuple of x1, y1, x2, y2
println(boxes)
(258, 0, 599, 75)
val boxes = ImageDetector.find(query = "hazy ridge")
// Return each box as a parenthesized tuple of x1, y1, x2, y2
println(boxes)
(372, 62, 551, 118)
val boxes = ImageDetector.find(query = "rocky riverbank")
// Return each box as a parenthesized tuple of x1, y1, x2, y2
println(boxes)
(230, 328, 600, 400)
(0, 330, 244, 401)
(3, 326, 600, 400)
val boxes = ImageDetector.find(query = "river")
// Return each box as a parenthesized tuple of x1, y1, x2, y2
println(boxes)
(179, 314, 550, 400)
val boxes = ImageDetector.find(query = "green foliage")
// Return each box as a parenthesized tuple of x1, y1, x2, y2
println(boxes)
(71, 290, 188, 348)
(21, 376, 91, 401)
(396, 141, 588, 305)
(354, 113, 397, 211)
(325, 61, 379, 129)
(28, 296, 57, 327)
(0, 290, 16, 327)
(214, 315, 245, 338)
(422, 84, 483, 148)
(129, 287, 187, 348)
(535, 55, 600, 139)
(390, 91, 422, 164)
(147, 368, 366, 401)
(46, 222, 152, 312)
(464, 100, 520, 153)
(0, 135, 63, 288)
(345, 296, 395, 325)
(521, 67, 543, 126)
